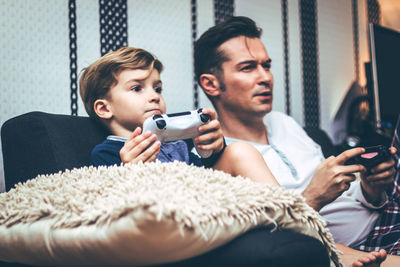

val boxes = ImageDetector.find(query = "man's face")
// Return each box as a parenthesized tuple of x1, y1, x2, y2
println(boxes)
(106, 68, 166, 132)
(217, 36, 273, 118)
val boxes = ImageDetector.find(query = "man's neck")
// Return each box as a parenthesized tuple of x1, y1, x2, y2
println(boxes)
(218, 110, 269, 144)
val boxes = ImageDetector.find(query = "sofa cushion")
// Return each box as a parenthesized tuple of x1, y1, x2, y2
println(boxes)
(1, 112, 109, 191)
(0, 161, 341, 266)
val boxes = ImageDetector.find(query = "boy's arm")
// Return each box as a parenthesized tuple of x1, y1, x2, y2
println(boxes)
(91, 140, 124, 167)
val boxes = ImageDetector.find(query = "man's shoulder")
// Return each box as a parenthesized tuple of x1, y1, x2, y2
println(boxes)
(265, 111, 316, 143)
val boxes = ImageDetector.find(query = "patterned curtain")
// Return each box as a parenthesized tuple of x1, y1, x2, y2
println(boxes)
(300, 0, 320, 128)
(99, 0, 128, 56)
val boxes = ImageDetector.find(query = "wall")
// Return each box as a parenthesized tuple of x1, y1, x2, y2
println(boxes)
(0, 0, 395, 192)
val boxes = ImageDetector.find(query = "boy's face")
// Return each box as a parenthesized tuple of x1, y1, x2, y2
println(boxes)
(106, 68, 166, 133)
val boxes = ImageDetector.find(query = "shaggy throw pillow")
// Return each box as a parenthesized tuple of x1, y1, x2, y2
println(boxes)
(0, 161, 341, 266)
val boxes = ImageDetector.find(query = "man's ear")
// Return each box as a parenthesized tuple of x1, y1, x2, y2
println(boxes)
(199, 74, 221, 97)
(94, 99, 113, 119)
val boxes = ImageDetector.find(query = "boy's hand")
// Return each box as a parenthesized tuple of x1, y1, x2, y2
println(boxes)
(194, 108, 224, 154)
(120, 127, 161, 164)
(360, 146, 397, 205)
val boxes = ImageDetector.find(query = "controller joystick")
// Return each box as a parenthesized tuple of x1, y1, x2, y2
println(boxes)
(200, 114, 210, 123)
(153, 115, 166, 130)
(142, 108, 213, 158)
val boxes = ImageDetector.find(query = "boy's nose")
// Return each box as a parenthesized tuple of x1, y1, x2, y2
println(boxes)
(149, 90, 160, 103)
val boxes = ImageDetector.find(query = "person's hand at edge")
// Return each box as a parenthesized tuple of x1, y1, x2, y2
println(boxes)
(360, 146, 397, 206)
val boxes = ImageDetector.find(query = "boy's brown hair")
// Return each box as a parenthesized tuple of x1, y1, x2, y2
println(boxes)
(79, 47, 163, 120)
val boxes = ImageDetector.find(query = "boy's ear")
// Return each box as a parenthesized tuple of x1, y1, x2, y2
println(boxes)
(94, 99, 113, 119)
(199, 74, 221, 97)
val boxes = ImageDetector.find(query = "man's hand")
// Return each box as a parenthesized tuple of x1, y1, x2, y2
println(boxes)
(194, 108, 224, 154)
(360, 146, 396, 206)
(302, 147, 367, 211)
(119, 127, 161, 164)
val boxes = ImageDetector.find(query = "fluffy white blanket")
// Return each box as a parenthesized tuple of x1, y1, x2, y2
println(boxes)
(0, 161, 341, 266)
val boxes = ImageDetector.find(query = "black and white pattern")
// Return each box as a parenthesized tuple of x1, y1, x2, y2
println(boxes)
(281, 0, 291, 115)
(191, 0, 199, 109)
(352, 0, 360, 83)
(367, 0, 381, 25)
(214, 0, 234, 24)
(300, 0, 320, 128)
(99, 0, 128, 56)
(69, 0, 78, 116)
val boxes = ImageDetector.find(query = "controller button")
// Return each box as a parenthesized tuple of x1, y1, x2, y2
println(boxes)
(156, 119, 166, 129)
(361, 152, 378, 159)
(153, 114, 163, 120)
(200, 114, 210, 123)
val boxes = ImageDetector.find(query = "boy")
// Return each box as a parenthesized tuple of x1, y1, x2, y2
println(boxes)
(79, 46, 279, 185)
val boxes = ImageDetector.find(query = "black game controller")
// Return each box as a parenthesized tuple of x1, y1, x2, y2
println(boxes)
(345, 145, 391, 169)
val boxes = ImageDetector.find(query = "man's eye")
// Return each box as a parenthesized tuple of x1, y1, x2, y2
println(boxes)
(263, 64, 271, 70)
(155, 87, 162, 94)
(131, 86, 141, 92)
(241, 65, 254, 71)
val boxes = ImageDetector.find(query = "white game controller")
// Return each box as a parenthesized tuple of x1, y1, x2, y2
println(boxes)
(142, 108, 213, 158)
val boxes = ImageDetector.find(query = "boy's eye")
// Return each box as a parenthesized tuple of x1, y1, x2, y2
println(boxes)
(155, 87, 162, 94)
(131, 85, 142, 92)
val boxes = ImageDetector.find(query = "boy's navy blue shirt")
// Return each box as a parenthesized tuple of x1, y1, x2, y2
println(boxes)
(91, 136, 223, 168)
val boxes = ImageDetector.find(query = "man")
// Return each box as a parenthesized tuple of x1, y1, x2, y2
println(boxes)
(194, 16, 398, 266)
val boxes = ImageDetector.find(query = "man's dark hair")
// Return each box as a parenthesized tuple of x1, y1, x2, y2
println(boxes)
(194, 16, 262, 84)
